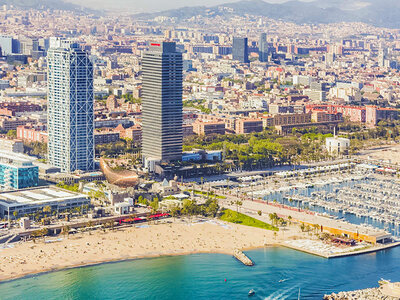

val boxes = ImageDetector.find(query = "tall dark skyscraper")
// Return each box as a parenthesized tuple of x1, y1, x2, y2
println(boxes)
(142, 42, 183, 165)
(259, 33, 269, 62)
(232, 37, 249, 63)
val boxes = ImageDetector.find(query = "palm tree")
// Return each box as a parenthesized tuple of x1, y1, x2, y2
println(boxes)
(40, 228, 48, 242)
(234, 200, 243, 212)
(62, 225, 70, 239)
(12, 211, 18, 221)
(87, 220, 94, 234)
(269, 213, 278, 226)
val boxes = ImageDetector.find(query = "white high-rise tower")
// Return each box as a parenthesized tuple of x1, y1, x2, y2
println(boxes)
(47, 37, 94, 172)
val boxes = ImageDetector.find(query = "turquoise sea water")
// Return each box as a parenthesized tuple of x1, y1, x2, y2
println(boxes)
(1, 246, 400, 300)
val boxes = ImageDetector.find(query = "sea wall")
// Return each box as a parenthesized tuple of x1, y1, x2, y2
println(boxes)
(324, 285, 399, 300)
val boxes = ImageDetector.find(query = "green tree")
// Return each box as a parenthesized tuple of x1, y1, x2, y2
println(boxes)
(170, 204, 181, 220)
(205, 199, 219, 217)
(150, 197, 159, 214)
(182, 199, 198, 222)
(6, 130, 16, 139)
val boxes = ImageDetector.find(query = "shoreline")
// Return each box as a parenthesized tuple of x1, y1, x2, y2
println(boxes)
(2, 218, 397, 283)
(0, 244, 277, 284)
(0, 221, 284, 283)
(0, 245, 275, 283)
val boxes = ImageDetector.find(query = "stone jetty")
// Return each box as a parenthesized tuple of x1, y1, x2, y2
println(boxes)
(324, 281, 400, 300)
(233, 249, 254, 266)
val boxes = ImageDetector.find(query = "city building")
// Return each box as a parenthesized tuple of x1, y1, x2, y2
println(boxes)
(232, 37, 249, 63)
(326, 137, 350, 155)
(114, 124, 142, 144)
(0, 102, 42, 117)
(263, 113, 312, 128)
(366, 106, 399, 127)
(142, 42, 183, 165)
(192, 120, 226, 135)
(0, 186, 90, 220)
(259, 33, 269, 62)
(235, 119, 263, 134)
(0, 138, 24, 153)
(0, 35, 17, 56)
(0, 151, 38, 190)
(269, 104, 305, 115)
(47, 37, 95, 173)
(0, 117, 37, 131)
(304, 89, 327, 102)
(17, 125, 48, 143)
(94, 131, 120, 144)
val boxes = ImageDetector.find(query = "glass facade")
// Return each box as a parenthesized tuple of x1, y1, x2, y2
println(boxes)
(259, 33, 269, 62)
(232, 37, 249, 63)
(0, 163, 38, 190)
(142, 42, 183, 163)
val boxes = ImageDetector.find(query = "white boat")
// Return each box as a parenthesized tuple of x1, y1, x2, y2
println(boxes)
(248, 289, 255, 296)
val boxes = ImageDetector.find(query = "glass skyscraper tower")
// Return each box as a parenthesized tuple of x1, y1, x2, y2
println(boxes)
(259, 33, 269, 62)
(232, 37, 249, 63)
(47, 38, 94, 172)
(142, 42, 183, 164)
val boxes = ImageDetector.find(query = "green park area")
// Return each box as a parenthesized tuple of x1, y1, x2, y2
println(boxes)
(220, 209, 278, 231)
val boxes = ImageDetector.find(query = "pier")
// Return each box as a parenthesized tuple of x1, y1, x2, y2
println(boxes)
(281, 241, 400, 259)
(233, 249, 254, 266)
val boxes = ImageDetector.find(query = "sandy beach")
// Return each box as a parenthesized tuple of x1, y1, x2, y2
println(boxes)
(0, 219, 297, 282)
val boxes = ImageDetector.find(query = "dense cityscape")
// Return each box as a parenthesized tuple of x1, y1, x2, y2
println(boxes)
(0, 1, 400, 299)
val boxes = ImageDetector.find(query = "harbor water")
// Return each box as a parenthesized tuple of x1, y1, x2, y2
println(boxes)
(1, 246, 400, 299)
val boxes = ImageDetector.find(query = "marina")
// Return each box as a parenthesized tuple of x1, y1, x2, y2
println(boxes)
(252, 172, 400, 238)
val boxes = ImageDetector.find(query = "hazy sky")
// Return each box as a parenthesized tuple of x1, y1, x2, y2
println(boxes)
(64, 0, 302, 13)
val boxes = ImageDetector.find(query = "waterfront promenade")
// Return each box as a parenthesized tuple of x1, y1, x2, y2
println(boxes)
(219, 197, 390, 241)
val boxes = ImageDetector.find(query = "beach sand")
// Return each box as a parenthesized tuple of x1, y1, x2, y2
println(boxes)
(0, 219, 298, 282)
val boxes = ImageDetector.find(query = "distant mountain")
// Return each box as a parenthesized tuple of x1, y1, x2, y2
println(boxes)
(134, 0, 400, 28)
(1, 0, 95, 13)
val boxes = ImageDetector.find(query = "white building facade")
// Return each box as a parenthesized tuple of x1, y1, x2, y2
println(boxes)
(47, 38, 94, 172)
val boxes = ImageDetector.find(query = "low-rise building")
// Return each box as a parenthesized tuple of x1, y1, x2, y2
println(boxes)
(0, 138, 24, 153)
(0, 102, 42, 117)
(0, 151, 38, 190)
(192, 120, 226, 135)
(0, 117, 37, 131)
(17, 124, 48, 143)
(114, 124, 142, 144)
(235, 118, 263, 134)
(0, 186, 90, 220)
(94, 131, 120, 144)
(326, 137, 350, 155)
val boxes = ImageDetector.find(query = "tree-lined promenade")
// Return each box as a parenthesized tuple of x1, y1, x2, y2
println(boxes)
(183, 120, 400, 171)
